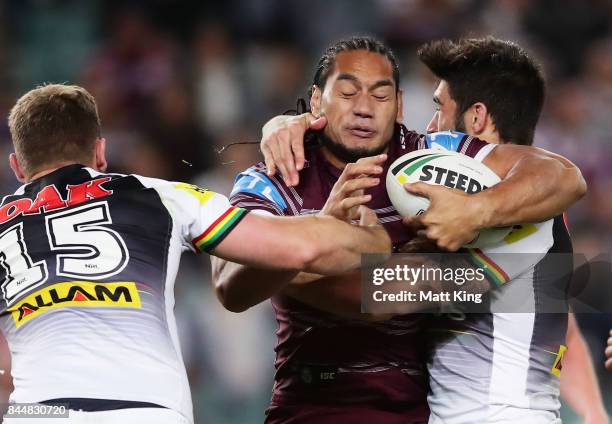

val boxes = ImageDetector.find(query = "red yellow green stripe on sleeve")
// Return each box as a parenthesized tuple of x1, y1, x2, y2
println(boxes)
(467, 248, 509, 287)
(192, 206, 248, 252)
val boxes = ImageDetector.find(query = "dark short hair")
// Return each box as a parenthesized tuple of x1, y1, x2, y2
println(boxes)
(312, 36, 400, 94)
(418, 37, 545, 145)
(9, 84, 101, 176)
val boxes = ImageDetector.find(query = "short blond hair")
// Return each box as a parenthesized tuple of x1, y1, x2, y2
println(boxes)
(8, 84, 101, 176)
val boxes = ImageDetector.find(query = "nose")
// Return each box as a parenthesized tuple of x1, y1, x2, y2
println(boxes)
(426, 112, 438, 134)
(352, 93, 374, 118)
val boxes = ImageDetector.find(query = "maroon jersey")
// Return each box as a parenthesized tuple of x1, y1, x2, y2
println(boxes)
(229, 126, 490, 423)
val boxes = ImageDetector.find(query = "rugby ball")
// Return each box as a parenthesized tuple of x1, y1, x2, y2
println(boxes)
(386, 148, 511, 247)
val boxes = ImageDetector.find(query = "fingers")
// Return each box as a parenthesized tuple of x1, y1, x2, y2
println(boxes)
(280, 113, 322, 180)
(416, 229, 428, 240)
(342, 194, 372, 218)
(415, 226, 462, 251)
(606, 340, 612, 370)
(278, 130, 298, 186)
(291, 135, 306, 172)
(331, 154, 385, 204)
(307, 115, 327, 131)
(332, 177, 378, 221)
(399, 237, 441, 253)
(341, 177, 380, 195)
(404, 182, 437, 199)
(358, 206, 378, 226)
(338, 154, 386, 184)
(402, 216, 426, 231)
(261, 113, 313, 185)
(267, 134, 288, 180)
(261, 144, 276, 177)
(353, 154, 387, 168)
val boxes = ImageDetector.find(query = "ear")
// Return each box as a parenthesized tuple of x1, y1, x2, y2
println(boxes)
(94, 138, 108, 172)
(472, 102, 491, 134)
(396, 88, 404, 123)
(467, 102, 488, 135)
(9, 153, 26, 183)
(310, 85, 322, 117)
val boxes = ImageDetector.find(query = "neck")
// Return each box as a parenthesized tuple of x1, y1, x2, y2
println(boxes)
(26, 161, 87, 182)
(321, 147, 347, 169)
(472, 128, 502, 145)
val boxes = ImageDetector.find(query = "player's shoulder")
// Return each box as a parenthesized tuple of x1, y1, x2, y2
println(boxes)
(424, 130, 466, 151)
(396, 126, 426, 152)
(424, 130, 494, 160)
(230, 162, 302, 214)
(393, 126, 469, 158)
(77, 167, 144, 191)
(128, 173, 174, 190)
(130, 174, 220, 204)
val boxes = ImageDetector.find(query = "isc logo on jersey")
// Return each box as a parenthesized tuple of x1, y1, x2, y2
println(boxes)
(7, 281, 141, 327)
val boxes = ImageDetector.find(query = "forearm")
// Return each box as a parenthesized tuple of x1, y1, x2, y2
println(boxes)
(561, 315, 608, 422)
(302, 215, 391, 275)
(476, 153, 586, 228)
(211, 257, 297, 313)
(211, 213, 389, 312)
(214, 213, 390, 275)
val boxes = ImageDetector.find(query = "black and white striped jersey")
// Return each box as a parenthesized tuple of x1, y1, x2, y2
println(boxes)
(0, 164, 247, 422)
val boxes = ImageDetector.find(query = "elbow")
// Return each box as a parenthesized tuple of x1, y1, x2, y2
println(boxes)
(564, 166, 587, 205)
(211, 258, 251, 313)
(559, 160, 587, 202)
(215, 284, 251, 313)
(224, 302, 251, 313)
(574, 170, 588, 200)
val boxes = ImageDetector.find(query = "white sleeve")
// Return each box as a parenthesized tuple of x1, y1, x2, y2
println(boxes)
(466, 219, 554, 287)
(135, 176, 248, 253)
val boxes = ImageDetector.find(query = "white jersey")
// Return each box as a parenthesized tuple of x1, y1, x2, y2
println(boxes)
(425, 139, 571, 424)
(0, 165, 248, 422)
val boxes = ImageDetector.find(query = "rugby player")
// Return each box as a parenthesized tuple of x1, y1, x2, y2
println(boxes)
(416, 38, 607, 424)
(212, 37, 593, 423)
(0, 84, 391, 424)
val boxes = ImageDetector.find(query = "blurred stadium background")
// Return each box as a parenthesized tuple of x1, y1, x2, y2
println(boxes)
(0, 0, 609, 422)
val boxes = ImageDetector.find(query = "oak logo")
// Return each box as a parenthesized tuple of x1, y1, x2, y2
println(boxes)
(0, 177, 113, 225)
(8, 281, 141, 327)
